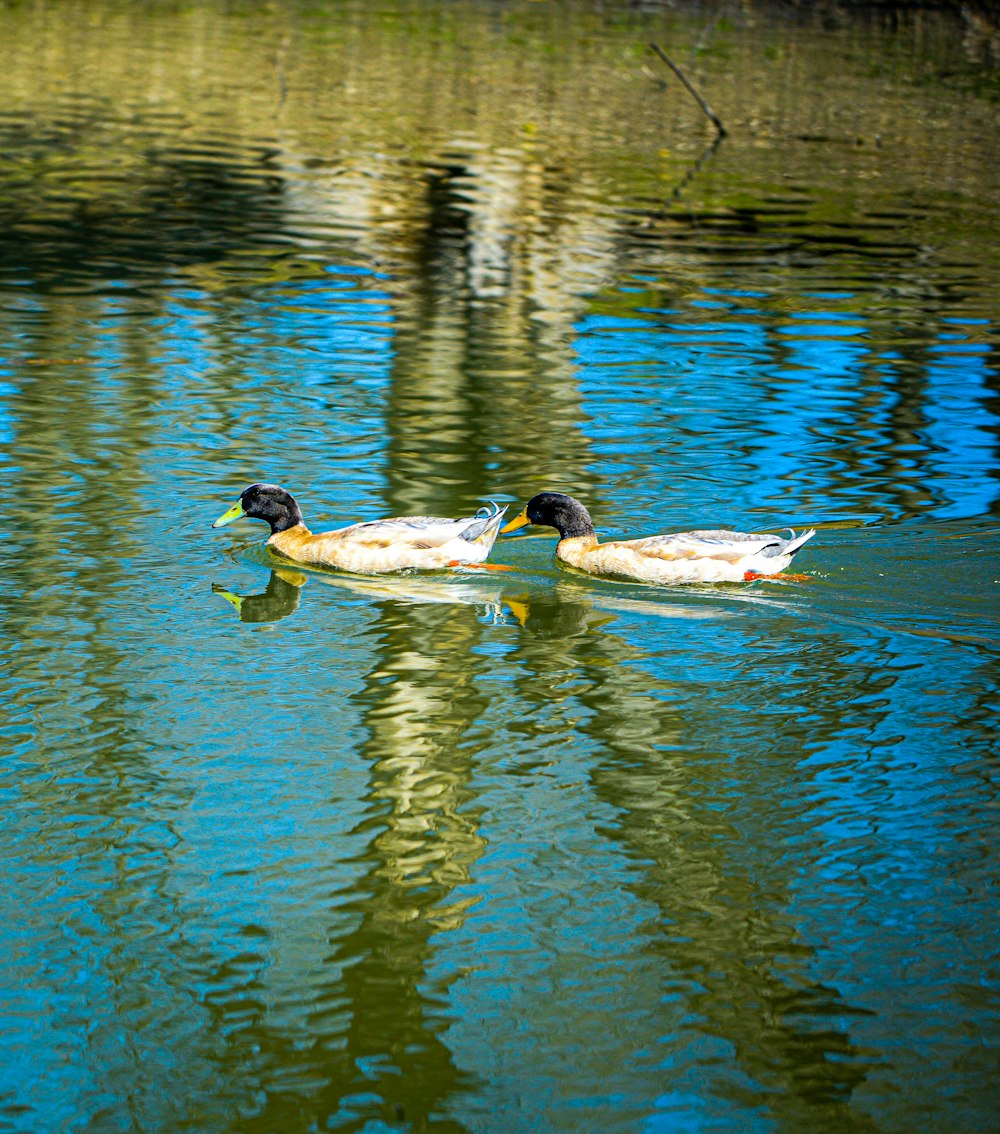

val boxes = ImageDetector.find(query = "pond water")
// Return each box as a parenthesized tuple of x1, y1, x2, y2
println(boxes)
(1, 1, 998, 1131)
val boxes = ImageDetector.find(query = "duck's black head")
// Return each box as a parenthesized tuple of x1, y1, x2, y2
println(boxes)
(500, 491, 596, 539)
(212, 483, 304, 534)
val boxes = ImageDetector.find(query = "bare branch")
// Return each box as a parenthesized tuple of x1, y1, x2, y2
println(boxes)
(649, 42, 727, 138)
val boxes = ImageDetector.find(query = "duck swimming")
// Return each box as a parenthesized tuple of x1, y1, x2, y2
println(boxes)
(500, 492, 815, 584)
(213, 483, 508, 574)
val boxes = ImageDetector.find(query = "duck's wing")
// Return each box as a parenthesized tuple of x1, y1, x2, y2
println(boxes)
(617, 529, 807, 563)
(324, 503, 507, 550)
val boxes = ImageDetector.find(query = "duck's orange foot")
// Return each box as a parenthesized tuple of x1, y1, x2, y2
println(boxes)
(744, 570, 813, 583)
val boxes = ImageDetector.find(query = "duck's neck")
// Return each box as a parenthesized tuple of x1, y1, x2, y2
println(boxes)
(267, 524, 313, 558)
(265, 502, 305, 534)
(556, 534, 600, 567)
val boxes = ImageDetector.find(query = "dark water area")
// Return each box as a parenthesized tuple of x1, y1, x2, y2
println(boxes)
(0, 2, 998, 1131)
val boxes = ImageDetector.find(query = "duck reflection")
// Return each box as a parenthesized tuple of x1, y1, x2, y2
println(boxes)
(211, 566, 530, 627)
(211, 563, 747, 634)
(212, 569, 307, 623)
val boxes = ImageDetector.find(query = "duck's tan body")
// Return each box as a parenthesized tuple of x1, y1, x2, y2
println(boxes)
(268, 518, 499, 574)
(555, 530, 813, 584)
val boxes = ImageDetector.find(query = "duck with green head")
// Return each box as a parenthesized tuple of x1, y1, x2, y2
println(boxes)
(500, 491, 815, 584)
(213, 483, 508, 574)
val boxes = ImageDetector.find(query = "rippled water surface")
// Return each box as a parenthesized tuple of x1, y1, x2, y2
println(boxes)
(1, 2, 998, 1131)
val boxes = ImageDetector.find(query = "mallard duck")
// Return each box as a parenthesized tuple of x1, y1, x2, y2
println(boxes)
(213, 483, 508, 574)
(500, 492, 815, 584)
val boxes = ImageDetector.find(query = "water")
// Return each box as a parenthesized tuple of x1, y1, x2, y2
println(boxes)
(1, 2, 998, 1131)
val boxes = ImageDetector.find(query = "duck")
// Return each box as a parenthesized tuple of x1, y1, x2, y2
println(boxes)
(213, 483, 508, 574)
(500, 491, 815, 584)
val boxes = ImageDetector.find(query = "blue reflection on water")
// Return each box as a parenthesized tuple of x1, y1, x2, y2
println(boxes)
(924, 344, 996, 518)
(573, 296, 999, 525)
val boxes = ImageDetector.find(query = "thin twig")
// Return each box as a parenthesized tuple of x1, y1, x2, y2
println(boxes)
(669, 135, 724, 202)
(649, 42, 727, 138)
(638, 135, 725, 226)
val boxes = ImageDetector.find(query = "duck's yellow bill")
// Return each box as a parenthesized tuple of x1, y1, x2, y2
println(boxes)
(211, 583, 244, 614)
(212, 500, 245, 529)
(503, 597, 531, 626)
(499, 507, 531, 535)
